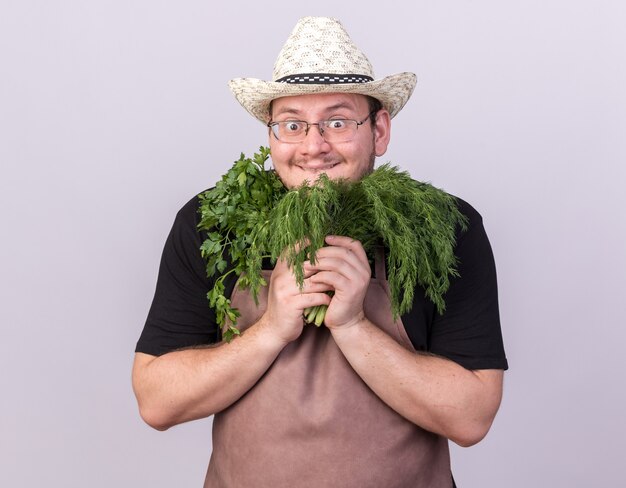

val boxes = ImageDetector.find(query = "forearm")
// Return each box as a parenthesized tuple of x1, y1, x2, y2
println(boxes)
(132, 323, 285, 430)
(330, 318, 503, 447)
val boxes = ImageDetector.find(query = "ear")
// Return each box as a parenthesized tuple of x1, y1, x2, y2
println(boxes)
(266, 114, 276, 148)
(373, 109, 391, 157)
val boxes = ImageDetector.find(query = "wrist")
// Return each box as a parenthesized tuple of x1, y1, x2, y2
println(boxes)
(327, 311, 367, 333)
(251, 314, 297, 351)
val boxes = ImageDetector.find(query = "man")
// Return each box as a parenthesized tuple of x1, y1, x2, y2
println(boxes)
(132, 17, 507, 487)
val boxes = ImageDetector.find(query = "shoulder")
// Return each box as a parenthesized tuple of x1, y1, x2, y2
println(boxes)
(454, 196, 482, 223)
(168, 189, 215, 241)
(175, 191, 208, 226)
(430, 195, 508, 370)
(452, 195, 485, 233)
(446, 195, 492, 255)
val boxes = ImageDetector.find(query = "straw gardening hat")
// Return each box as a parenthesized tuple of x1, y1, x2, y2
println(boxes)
(229, 17, 417, 123)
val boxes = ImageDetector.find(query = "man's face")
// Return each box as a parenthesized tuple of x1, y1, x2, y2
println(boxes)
(268, 93, 391, 189)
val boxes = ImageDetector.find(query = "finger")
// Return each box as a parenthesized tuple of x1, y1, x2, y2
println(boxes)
(310, 250, 371, 281)
(324, 235, 369, 263)
(302, 259, 321, 273)
(300, 278, 334, 294)
(325, 235, 366, 256)
(307, 270, 352, 291)
(293, 291, 332, 309)
(277, 237, 312, 262)
(307, 257, 361, 280)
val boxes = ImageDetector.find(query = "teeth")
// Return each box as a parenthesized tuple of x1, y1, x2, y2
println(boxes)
(302, 163, 337, 171)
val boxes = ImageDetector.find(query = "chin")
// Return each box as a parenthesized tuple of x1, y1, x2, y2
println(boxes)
(304, 165, 351, 183)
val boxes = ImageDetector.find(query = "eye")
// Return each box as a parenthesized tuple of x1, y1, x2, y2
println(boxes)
(326, 119, 348, 130)
(283, 121, 305, 133)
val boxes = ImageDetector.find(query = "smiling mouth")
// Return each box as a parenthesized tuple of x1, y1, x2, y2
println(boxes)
(299, 162, 340, 172)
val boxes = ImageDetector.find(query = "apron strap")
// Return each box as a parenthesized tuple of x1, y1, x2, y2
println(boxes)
(374, 246, 386, 280)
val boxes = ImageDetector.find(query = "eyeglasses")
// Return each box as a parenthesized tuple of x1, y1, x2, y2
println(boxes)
(267, 111, 376, 144)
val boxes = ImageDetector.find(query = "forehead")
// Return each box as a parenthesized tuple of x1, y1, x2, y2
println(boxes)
(271, 93, 369, 117)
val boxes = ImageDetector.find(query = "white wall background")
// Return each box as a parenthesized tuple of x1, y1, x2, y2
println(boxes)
(2, 1, 625, 486)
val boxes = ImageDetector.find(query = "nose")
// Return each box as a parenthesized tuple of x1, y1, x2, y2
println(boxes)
(301, 123, 330, 154)
(305, 123, 324, 138)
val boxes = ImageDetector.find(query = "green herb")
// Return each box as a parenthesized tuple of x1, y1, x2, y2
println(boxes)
(197, 147, 286, 342)
(267, 169, 468, 321)
(198, 147, 468, 342)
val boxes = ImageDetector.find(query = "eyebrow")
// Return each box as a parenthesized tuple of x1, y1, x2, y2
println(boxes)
(272, 101, 357, 119)
(272, 107, 301, 117)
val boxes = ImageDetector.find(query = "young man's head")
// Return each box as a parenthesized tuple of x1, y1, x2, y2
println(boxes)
(267, 93, 390, 188)
(228, 16, 416, 188)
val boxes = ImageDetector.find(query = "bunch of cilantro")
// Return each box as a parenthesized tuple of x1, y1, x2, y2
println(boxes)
(197, 147, 286, 341)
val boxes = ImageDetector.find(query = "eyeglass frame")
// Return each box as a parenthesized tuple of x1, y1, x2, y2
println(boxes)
(267, 110, 377, 144)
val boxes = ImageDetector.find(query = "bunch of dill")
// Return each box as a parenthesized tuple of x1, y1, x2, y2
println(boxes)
(269, 166, 468, 322)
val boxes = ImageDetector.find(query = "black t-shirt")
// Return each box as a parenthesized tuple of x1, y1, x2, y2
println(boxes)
(136, 193, 508, 371)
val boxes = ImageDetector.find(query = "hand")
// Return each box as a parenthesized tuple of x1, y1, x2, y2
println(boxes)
(305, 235, 371, 330)
(258, 255, 331, 345)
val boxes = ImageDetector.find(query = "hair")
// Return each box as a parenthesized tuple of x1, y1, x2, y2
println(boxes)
(366, 96, 383, 124)
(267, 100, 274, 122)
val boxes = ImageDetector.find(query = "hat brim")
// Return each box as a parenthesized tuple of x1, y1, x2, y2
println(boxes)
(229, 72, 417, 123)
